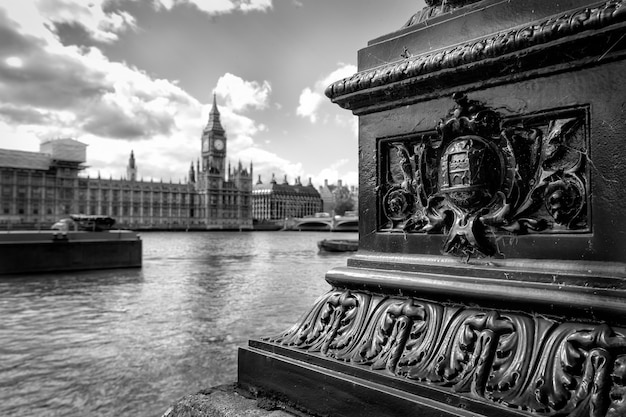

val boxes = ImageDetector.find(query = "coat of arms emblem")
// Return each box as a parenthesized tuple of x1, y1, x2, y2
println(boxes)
(381, 93, 588, 259)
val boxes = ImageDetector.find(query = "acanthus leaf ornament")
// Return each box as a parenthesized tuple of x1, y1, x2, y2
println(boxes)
(379, 94, 589, 258)
(267, 290, 626, 417)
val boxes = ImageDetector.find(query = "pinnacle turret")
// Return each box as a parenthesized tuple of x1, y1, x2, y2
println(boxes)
(205, 93, 224, 132)
(127, 150, 137, 181)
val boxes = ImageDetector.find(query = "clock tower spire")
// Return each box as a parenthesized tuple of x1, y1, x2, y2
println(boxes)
(201, 93, 226, 177)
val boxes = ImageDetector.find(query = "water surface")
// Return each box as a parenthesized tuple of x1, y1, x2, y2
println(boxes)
(0, 231, 356, 417)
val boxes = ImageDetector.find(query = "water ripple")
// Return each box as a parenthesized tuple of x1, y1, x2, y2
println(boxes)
(0, 231, 355, 417)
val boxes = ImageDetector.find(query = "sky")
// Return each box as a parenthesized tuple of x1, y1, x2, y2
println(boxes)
(0, 0, 426, 188)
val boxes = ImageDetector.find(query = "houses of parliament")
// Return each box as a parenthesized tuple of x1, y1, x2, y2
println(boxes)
(0, 96, 325, 230)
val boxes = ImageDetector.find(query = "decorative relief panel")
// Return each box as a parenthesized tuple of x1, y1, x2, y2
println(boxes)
(378, 94, 589, 258)
(267, 290, 626, 417)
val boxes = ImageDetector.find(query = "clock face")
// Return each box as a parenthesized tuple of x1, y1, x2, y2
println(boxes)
(214, 139, 224, 151)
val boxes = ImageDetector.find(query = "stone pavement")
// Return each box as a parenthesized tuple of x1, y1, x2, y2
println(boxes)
(161, 384, 307, 417)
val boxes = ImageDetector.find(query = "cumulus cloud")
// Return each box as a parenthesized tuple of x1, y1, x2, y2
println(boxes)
(0, 2, 204, 180)
(296, 63, 356, 124)
(0, 16, 196, 140)
(238, 147, 303, 182)
(35, 0, 136, 43)
(212, 104, 267, 151)
(0, 1, 355, 187)
(215, 73, 271, 112)
(203, 73, 272, 158)
(296, 87, 322, 123)
(0, 2, 280, 182)
(154, 0, 272, 15)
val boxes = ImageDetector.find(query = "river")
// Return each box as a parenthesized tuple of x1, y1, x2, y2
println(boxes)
(0, 231, 357, 417)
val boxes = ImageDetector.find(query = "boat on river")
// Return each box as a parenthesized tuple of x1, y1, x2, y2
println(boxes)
(0, 215, 142, 275)
(317, 238, 359, 252)
(64, 214, 116, 232)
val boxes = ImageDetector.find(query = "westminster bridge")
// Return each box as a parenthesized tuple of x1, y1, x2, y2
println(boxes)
(285, 214, 358, 232)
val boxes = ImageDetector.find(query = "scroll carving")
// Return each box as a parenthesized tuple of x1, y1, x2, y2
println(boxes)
(379, 94, 589, 258)
(267, 290, 626, 417)
(326, 0, 626, 110)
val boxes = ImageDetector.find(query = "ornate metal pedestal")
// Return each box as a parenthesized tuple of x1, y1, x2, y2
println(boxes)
(238, 1, 626, 416)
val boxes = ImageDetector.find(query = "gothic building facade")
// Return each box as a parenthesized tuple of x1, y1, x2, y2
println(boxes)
(252, 174, 322, 222)
(193, 95, 253, 229)
(0, 97, 253, 230)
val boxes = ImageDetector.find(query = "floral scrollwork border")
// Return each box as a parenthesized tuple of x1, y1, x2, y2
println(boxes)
(266, 290, 626, 417)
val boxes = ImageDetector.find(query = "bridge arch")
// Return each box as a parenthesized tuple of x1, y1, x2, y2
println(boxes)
(292, 218, 332, 231)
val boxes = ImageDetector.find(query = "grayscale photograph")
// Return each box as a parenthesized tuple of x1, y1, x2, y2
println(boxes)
(1, 1, 625, 416)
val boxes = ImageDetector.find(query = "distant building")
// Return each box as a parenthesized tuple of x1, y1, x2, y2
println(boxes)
(0, 96, 252, 230)
(252, 174, 322, 221)
(317, 179, 358, 215)
(195, 94, 253, 229)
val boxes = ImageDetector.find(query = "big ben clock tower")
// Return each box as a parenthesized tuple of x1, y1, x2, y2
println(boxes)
(196, 92, 253, 230)
(201, 93, 227, 178)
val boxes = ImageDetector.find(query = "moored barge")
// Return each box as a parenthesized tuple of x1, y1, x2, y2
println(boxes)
(0, 215, 142, 275)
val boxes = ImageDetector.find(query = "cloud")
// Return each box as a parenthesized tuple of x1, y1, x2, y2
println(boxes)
(238, 147, 303, 182)
(0, 3, 203, 139)
(36, 0, 136, 43)
(154, 0, 272, 15)
(206, 73, 271, 160)
(239, 0, 272, 13)
(312, 159, 358, 189)
(213, 104, 267, 150)
(0, 2, 205, 180)
(0, 1, 280, 183)
(296, 87, 322, 123)
(215, 73, 271, 112)
(0, 104, 49, 125)
(0, 2, 356, 189)
(210, 73, 343, 188)
(82, 133, 201, 182)
(296, 63, 356, 124)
